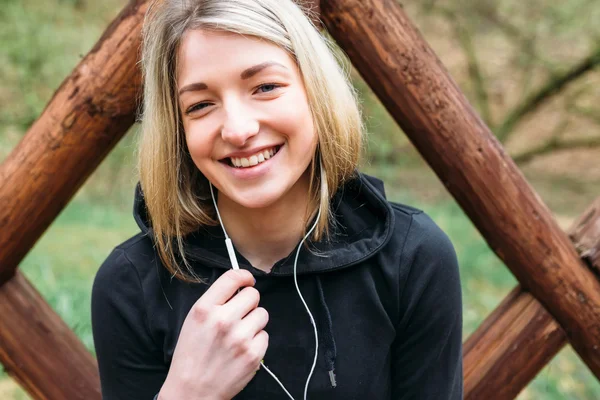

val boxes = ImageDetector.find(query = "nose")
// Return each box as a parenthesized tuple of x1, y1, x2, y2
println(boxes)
(220, 102, 260, 147)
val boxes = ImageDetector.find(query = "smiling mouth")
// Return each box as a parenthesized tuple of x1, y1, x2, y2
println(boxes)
(222, 145, 281, 168)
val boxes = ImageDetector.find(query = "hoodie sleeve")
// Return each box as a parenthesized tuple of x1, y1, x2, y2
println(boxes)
(391, 212, 463, 399)
(91, 248, 168, 399)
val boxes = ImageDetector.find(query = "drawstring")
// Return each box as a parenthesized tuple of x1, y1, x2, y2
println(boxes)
(315, 276, 337, 388)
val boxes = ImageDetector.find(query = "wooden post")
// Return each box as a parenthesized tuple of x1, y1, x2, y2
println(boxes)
(0, 1, 148, 398)
(0, 272, 101, 399)
(464, 197, 600, 398)
(464, 287, 566, 399)
(569, 198, 600, 274)
(319, 0, 600, 379)
(0, 0, 148, 284)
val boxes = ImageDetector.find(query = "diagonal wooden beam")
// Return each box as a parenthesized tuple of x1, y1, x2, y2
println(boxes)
(569, 198, 600, 276)
(319, 0, 600, 380)
(0, 271, 101, 399)
(464, 197, 600, 398)
(0, 0, 148, 285)
(464, 286, 565, 399)
(0, 1, 148, 399)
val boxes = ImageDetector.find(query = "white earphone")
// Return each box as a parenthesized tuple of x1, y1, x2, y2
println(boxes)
(209, 183, 320, 400)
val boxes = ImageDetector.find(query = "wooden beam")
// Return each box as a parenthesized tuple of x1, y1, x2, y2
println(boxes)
(320, 0, 600, 380)
(0, 1, 148, 399)
(464, 288, 566, 399)
(464, 197, 600, 398)
(569, 197, 600, 274)
(0, 271, 101, 399)
(0, 0, 148, 284)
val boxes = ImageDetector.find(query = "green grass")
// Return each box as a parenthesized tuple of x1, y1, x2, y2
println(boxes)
(0, 0, 123, 134)
(19, 199, 139, 353)
(0, 195, 138, 398)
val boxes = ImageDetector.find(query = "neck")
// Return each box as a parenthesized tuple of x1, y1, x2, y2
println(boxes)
(217, 173, 314, 273)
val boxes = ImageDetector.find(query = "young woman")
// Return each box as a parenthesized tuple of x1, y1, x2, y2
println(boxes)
(91, 0, 463, 399)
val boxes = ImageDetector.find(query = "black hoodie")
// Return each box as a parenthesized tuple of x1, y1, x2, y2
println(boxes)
(91, 173, 463, 400)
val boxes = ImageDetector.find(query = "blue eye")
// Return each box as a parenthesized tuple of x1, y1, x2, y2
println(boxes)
(256, 83, 281, 93)
(186, 103, 210, 114)
(185, 84, 282, 115)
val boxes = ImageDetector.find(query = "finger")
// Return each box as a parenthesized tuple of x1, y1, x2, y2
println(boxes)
(226, 306, 268, 343)
(235, 333, 268, 395)
(237, 307, 269, 336)
(229, 330, 268, 383)
(221, 287, 261, 321)
(200, 269, 255, 306)
(252, 330, 269, 363)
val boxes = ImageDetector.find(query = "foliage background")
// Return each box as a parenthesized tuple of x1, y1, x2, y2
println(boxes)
(1, 0, 599, 398)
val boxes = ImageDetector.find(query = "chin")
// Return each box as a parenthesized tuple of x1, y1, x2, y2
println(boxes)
(228, 188, 286, 209)
(211, 169, 311, 211)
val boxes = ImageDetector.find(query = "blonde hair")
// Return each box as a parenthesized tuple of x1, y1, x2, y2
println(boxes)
(139, 0, 364, 282)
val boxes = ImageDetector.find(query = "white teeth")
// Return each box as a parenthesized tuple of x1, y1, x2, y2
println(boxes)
(230, 146, 278, 168)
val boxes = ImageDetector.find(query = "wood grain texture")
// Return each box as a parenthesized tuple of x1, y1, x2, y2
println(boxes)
(464, 197, 600, 398)
(0, 0, 148, 284)
(320, 0, 600, 380)
(0, 1, 148, 398)
(569, 198, 600, 275)
(0, 271, 100, 399)
(463, 201, 600, 398)
(464, 287, 566, 399)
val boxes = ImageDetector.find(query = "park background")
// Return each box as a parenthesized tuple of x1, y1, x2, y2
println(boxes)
(1, 0, 599, 398)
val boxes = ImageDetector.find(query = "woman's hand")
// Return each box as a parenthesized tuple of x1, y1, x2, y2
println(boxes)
(158, 269, 268, 400)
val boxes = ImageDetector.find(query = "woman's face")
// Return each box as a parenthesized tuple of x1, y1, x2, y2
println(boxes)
(177, 29, 317, 210)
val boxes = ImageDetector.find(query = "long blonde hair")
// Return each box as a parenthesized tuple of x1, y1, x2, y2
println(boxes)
(139, 0, 364, 282)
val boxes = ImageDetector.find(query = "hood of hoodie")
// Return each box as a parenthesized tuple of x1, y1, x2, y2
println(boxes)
(133, 172, 394, 277)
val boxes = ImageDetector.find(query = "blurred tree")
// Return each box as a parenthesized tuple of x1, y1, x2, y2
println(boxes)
(359, 0, 600, 167)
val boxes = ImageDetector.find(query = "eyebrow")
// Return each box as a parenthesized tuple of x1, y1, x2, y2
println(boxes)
(178, 61, 288, 96)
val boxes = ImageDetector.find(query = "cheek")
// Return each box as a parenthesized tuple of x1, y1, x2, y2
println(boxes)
(275, 92, 316, 142)
(298, 103, 317, 149)
(184, 124, 213, 161)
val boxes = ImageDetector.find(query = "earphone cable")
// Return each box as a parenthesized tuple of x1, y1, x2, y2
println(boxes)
(293, 207, 321, 400)
(210, 183, 321, 400)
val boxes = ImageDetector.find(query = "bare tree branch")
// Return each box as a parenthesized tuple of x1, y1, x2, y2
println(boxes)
(571, 105, 600, 125)
(512, 135, 600, 164)
(495, 47, 600, 142)
(473, 7, 556, 73)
